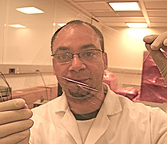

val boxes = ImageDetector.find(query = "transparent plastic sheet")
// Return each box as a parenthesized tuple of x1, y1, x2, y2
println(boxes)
(28, 18, 145, 113)
(139, 51, 167, 103)
(1, 0, 167, 143)
(26, 17, 145, 103)
(103, 70, 118, 92)
(8, 0, 166, 125)
(28, 17, 167, 143)
(0, 72, 12, 102)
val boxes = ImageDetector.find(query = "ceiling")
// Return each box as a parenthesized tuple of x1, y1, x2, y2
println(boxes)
(64, 0, 167, 28)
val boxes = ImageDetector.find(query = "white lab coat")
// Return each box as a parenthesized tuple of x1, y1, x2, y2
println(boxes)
(30, 85, 167, 144)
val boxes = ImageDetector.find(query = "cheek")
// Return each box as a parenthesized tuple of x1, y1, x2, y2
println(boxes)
(89, 61, 105, 77)
(54, 66, 65, 77)
(90, 57, 107, 80)
(102, 53, 108, 70)
(53, 60, 67, 77)
(53, 65, 68, 86)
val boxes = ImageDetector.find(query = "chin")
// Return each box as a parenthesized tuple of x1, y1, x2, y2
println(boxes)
(68, 86, 90, 98)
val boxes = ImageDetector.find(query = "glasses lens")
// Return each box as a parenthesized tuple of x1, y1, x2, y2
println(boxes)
(80, 49, 102, 60)
(55, 52, 72, 63)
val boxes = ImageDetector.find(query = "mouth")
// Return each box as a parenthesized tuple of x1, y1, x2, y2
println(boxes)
(62, 77, 98, 92)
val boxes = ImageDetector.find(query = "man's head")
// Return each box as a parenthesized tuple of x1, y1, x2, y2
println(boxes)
(51, 20, 108, 100)
(51, 20, 104, 53)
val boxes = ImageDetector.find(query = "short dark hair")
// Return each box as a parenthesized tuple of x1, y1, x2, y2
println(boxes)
(51, 20, 104, 52)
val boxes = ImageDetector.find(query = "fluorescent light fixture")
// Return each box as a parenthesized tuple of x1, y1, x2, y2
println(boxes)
(109, 2, 140, 11)
(126, 23, 148, 28)
(58, 23, 66, 27)
(9, 24, 26, 28)
(16, 7, 44, 14)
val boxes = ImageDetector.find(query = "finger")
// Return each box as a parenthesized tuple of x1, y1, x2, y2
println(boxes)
(23, 104, 29, 109)
(17, 134, 30, 144)
(0, 129, 30, 144)
(0, 99, 26, 112)
(143, 35, 158, 44)
(164, 38, 167, 46)
(161, 38, 167, 53)
(0, 109, 33, 125)
(151, 31, 167, 50)
(162, 38, 167, 52)
(0, 119, 33, 138)
(145, 44, 167, 70)
(145, 42, 152, 52)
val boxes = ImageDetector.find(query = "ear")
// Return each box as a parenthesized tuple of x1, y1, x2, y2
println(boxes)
(52, 58, 56, 75)
(103, 52, 108, 70)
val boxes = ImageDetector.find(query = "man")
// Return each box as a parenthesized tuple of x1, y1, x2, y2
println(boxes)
(30, 20, 167, 143)
(0, 20, 167, 144)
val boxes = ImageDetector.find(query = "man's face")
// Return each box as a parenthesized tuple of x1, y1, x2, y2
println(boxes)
(52, 24, 107, 98)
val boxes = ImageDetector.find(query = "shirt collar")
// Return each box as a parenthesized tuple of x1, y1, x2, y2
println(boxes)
(102, 84, 122, 115)
(55, 84, 122, 116)
(102, 84, 122, 116)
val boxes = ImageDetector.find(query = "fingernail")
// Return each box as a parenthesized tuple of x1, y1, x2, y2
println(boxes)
(15, 99, 26, 108)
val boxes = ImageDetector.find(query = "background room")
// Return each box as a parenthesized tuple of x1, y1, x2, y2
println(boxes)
(0, 0, 167, 110)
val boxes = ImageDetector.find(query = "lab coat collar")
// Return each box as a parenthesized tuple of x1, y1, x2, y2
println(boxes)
(54, 93, 69, 113)
(54, 94, 83, 144)
(102, 85, 122, 116)
(54, 84, 122, 144)
(54, 84, 122, 116)
(84, 85, 122, 144)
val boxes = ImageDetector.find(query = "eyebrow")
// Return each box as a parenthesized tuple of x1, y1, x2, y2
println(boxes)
(81, 44, 97, 49)
(53, 43, 97, 54)
(54, 46, 70, 53)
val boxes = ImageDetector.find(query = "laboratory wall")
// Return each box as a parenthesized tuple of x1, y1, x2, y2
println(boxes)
(0, 0, 166, 91)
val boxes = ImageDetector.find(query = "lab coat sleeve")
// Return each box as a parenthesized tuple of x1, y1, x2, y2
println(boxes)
(151, 108, 167, 144)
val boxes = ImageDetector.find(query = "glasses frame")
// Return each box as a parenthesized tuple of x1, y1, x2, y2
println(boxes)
(51, 48, 103, 64)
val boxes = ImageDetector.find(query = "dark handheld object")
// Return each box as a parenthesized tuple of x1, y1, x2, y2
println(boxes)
(0, 71, 12, 102)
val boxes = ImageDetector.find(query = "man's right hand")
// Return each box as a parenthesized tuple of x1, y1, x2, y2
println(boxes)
(143, 32, 167, 85)
(0, 99, 34, 144)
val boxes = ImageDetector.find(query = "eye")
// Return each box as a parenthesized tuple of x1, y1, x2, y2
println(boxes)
(56, 52, 71, 60)
(82, 50, 95, 58)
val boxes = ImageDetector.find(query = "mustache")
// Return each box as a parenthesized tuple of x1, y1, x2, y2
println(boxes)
(62, 77, 98, 92)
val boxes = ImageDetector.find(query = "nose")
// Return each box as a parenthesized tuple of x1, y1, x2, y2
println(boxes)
(68, 55, 86, 72)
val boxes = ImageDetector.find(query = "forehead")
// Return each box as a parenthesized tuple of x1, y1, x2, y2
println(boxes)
(52, 24, 100, 52)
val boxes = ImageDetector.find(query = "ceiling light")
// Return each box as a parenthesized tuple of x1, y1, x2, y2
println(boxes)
(16, 7, 44, 14)
(126, 23, 148, 28)
(109, 2, 140, 11)
(8, 24, 26, 28)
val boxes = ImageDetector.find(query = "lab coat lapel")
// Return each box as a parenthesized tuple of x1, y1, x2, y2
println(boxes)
(84, 108, 110, 144)
(85, 87, 122, 144)
(61, 108, 82, 144)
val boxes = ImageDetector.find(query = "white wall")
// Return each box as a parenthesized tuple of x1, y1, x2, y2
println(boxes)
(1, 0, 166, 91)
(102, 26, 167, 89)
(0, 0, 88, 90)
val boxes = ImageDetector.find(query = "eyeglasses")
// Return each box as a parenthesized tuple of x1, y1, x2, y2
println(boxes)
(51, 49, 103, 64)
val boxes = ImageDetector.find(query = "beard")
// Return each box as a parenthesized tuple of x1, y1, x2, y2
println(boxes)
(68, 86, 91, 97)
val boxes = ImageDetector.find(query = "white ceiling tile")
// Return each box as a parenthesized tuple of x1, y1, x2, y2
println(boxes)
(145, 1, 167, 9)
(147, 11, 167, 17)
(77, 2, 111, 11)
(105, 22, 127, 27)
(150, 23, 167, 27)
(98, 17, 146, 23)
(150, 17, 167, 22)
(116, 11, 143, 17)
(64, 0, 167, 28)
(91, 11, 117, 17)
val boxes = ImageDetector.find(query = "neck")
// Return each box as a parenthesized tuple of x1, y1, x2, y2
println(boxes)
(66, 84, 107, 114)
